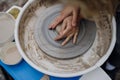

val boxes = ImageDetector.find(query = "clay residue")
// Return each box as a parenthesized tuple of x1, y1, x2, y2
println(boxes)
(1, 43, 22, 65)
(18, 0, 112, 74)
(0, 14, 15, 45)
(41, 75, 50, 80)
(0, 0, 28, 12)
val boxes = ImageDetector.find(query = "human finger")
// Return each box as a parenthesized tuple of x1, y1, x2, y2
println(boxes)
(72, 10, 78, 27)
(49, 15, 63, 29)
(61, 33, 74, 46)
(49, 11, 70, 29)
(54, 33, 65, 41)
(62, 19, 72, 36)
(59, 20, 67, 35)
(73, 30, 79, 44)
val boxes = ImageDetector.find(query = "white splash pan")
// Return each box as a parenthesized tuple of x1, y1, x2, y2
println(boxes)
(15, 0, 116, 78)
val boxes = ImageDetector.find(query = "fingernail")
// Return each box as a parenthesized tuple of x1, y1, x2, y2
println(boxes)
(54, 38, 58, 41)
(49, 24, 53, 28)
(49, 26, 53, 30)
(73, 41, 77, 44)
(73, 42, 76, 44)
(61, 43, 64, 46)
(49, 28, 52, 30)
(49, 26, 52, 29)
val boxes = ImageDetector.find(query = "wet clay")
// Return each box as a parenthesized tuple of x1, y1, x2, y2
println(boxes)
(18, 0, 112, 74)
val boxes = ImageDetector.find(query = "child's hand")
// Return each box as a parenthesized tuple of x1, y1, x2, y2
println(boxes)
(55, 16, 79, 46)
(49, 5, 80, 29)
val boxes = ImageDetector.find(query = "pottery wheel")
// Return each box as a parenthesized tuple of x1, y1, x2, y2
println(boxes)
(34, 5, 97, 59)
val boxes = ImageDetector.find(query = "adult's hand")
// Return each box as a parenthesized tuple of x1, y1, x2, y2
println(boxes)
(49, 5, 80, 29)
(55, 16, 79, 46)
